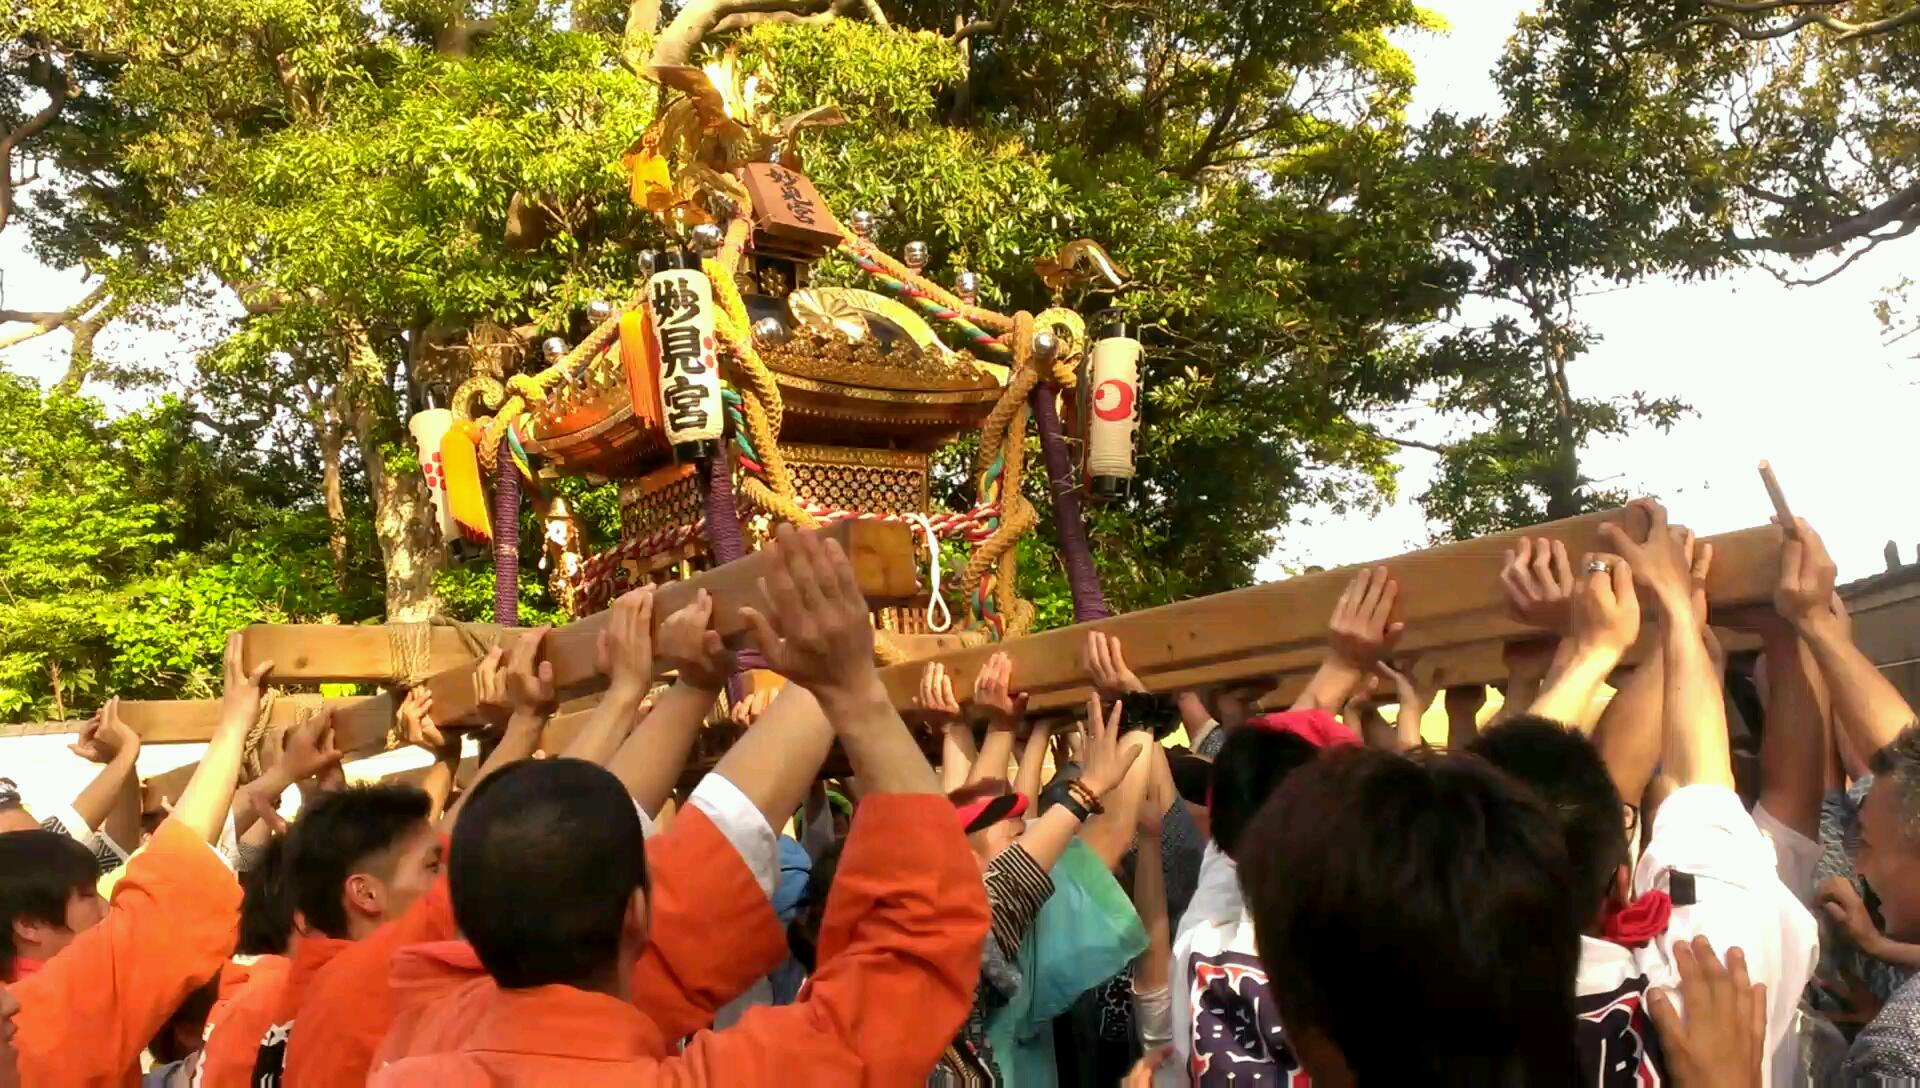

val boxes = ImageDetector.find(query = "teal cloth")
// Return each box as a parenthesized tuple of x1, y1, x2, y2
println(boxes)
(985, 839, 1147, 1087)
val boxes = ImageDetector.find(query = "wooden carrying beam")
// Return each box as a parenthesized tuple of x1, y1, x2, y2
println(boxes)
(322, 519, 916, 756)
(879, 511, 1783, 716)
(0, 695, 329, 744)
(236, 624, 505, 684)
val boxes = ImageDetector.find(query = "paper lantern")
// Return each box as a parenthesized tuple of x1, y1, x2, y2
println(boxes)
(1083, 314, 1141, 499)
(646, 250, 723, 458)
(407, 408, 461, 543)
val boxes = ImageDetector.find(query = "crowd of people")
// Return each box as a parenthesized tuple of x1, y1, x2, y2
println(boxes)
(0, 503, 1917, 1085)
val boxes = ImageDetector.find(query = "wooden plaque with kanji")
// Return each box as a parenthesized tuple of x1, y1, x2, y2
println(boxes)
(739, 163, 844, 254)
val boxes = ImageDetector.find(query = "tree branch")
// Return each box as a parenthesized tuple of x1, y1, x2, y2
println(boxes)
(952, 0, 1015, 42)
(1764, 220, 1920, 287)
(651, 0, 840, 67)
(1703, 0, 1843, 12)
(0, 50, 73, 235)
(1690, 1, 1920, 41)
(0, 283, 110, 351)
(1729, 179, 1920, 255)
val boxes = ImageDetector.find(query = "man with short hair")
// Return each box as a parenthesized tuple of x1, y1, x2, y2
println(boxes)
(1771, 520, 1920, 1078)
(372, 525, 989, 1086)
(1144, 710, 1347, 1086)
(5, 635, 264, 1085)
(248, 782, 443, 1085)
(0, 833, 107, 983)
(1474, 503, 1817, 1086)
(1241, 744, 1586, 1085)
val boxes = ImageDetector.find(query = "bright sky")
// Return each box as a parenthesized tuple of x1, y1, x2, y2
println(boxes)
(1, 1, 1915, 797)
(1262, 0, 1920, 582)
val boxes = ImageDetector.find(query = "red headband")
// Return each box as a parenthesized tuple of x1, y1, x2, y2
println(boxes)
(1243, 708, 1362, 750)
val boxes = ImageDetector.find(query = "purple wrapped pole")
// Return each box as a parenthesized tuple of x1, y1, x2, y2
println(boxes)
(1030, 382, 1111, 622)
(699, 440, 762, 702)
(492, 438, 521, 626)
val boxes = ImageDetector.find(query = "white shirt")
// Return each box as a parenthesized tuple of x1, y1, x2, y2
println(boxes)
(1151, 844, 1304, 1087)
(1575, 784, 1819, 1088)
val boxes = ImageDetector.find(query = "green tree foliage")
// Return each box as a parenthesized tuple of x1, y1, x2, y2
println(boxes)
(0, 370, 379, 718)
(1, 0, 1757, 714)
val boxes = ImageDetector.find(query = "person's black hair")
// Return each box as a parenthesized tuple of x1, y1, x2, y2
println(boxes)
(788, 837, 844, 973)
(0, 830, 100, 979)
(148, 971, 221, 1064)
(285, 784, 432, 940)
(449, 758, 649, 990)
(1240, 747, 1582, 1086)
(1207, 726, 1319, 859)
(238, 834, 296, 957)
(1468, 715, 1629, 924)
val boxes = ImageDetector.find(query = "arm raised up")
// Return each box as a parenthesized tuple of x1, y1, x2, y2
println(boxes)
(608, 589, 733, 816)
(1293, 567, 1403, 712)
(1777, 519, 1914, 760)
(1600, 501, 1733, 790)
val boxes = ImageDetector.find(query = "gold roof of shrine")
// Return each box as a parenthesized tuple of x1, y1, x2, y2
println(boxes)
(517, 285, 1006, 478)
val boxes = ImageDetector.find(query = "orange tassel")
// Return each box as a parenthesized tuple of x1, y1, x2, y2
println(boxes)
(440, 419, 492, 542)
(621, 308, 664, 432)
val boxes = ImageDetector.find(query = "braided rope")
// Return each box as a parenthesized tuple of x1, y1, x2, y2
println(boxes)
(962, 311, 1042, 638)
(239, 689, 279, 785)
(385, 616, 506, 686)
(480, 288, 641, 467)
(838, 232, 1017, 334)
(838, 243, 1010, 358)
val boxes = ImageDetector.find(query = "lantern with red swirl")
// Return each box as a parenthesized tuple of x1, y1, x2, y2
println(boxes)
(1082, 311, 1142, 499)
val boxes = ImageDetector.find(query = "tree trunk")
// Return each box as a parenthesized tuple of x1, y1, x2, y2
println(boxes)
(343, 331, 444, 620)
(317, 409, 350, 593)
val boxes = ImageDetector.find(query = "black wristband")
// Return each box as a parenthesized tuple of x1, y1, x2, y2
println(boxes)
(1054, 792, 1092, 823)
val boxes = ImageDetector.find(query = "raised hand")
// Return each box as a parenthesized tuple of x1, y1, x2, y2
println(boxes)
(70, 697, 139, 765)
(1774, 518, 1840, 633)
(504, 627, 557, 716)
(915, 661, 963, 724)
(1819, 876, 1886, 957)
(1328, 566, 1405, 669)
(397, 685, 447, 751)
(1502, 537, 1575, 631)
(1078, 693, 1145, 798)
(282, 708, 346, 781)
(1568, 552, 1641, 659)
(1375, 658, 1442, 750)
(1082, 632, 1146, 696)
(656, 588, 734, 691)
(738, 525, 880, 708)
(1677, 527, 1715, 627)
(596, 587, 657, 697)
(1645, 937, 1765, 1088)
(729, 685, 777, 728)
(220, 631, 273, 724)
(1598, 500, 1693, 614)
(248, 785, 290, 837)
(472, 647, 509, 718)
(973, 652, 1027, 728)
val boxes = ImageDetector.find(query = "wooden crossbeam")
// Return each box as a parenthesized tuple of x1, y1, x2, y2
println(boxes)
(235, 624, 506, 684)
(316, 519, 918, 758)
(0, 695, 329, 743)
(879, 511, 1783, 716)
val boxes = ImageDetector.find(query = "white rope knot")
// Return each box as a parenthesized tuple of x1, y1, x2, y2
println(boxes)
(907, 513, 952, 633)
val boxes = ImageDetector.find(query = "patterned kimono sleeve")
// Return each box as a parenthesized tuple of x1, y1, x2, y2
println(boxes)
(982, 843, 1054, 962)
